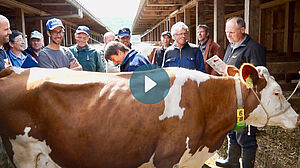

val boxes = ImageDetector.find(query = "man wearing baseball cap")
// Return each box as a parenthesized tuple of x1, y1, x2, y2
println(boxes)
(24, 30, 44, 59)
(69, 25, 105, 72)
(37, 18, 82, 70)
(117, 27, 132, 49)
(152, 31, 172, 66)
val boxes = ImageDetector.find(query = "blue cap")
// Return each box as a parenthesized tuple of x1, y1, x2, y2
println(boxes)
(118, 27, 131, 37)
(46, 18, 65, 30)
(76, 26, 90, 36)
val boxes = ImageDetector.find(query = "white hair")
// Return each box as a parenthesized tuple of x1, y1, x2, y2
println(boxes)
(171, 22, 189, 39)
(103, 32, 115, 39)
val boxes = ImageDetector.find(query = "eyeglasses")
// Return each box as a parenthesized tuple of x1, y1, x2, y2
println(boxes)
(13, 38, 25, 43)
(175, 32, 188, 37)
(50, 30, 65, 35)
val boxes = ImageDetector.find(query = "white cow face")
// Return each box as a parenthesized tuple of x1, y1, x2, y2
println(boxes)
(244, 66, 299, 129)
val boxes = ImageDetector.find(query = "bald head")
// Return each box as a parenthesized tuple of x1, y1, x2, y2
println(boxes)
(0, 15, 11, 47)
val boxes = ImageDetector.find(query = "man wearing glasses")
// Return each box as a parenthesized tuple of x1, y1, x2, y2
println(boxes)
(38, 18, 82, 70)
(162, 22, 205, 72)
(69, 26, 105, 72)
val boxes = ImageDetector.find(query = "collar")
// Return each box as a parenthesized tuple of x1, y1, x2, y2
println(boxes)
(76, 44, 89, 51)
(121, 49, 138, 65)
(9, 50, 26, 60)
(173, 41, 189, 49)
(230, 34, 248, 50)
(199, 39, 209, 47)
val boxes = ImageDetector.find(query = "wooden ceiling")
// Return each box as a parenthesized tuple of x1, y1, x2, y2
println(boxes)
(0, 0, 111, 34)
(131, 0, 245, 35)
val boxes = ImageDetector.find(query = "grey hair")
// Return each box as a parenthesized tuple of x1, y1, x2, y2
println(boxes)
(226, 17, 246, 29)
(197, 24, 209, 33)
(104, 41, 129, 60)
(171, 22, 189, 39)
(103, 32, 115, 39)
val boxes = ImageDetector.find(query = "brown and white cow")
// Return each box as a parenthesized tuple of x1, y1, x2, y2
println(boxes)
(0, 64, 298, 168)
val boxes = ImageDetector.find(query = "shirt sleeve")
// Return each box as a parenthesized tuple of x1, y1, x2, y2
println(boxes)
(37, 51, 55, 68)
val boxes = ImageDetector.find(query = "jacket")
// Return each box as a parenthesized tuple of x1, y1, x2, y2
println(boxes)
(121, 49, 150, 72)
(201, 39, 224, 75)
(69, 44, 105, 72)
(223, 34, 266, 68)
(163, 42, 205, 72)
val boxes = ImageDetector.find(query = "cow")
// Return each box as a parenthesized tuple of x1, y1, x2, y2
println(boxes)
(0, 63, 298, 168)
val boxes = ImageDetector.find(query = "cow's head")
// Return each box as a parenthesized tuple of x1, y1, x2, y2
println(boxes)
(228, 63, 299, 129)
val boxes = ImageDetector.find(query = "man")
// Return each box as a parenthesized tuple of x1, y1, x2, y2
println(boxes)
(0, 15, 12, 71)
(101, 31, 118, 72)
(104, 41, 150, 72)
(37, 18, 82, 70)
(215, 17, 266, 168)
(197, 24, 223, 75)
(69, 26, 105, 72)
(24, 30, 44, 59)
(103, 32, 115, 45)
(117, 27, 132, 49)
(162, 22, 205, 72)
(152, 31, 171, 66)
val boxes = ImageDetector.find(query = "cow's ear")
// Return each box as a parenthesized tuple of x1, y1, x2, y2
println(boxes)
(225, 65, 239, 77)
(240, 63, 259, 88)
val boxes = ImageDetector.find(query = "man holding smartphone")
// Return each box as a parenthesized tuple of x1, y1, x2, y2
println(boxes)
(38, 18, 82, 70)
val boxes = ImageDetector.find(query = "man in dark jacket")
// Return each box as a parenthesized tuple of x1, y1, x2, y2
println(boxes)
(69, 26, 105, 72)
(0, 15, 12, 71)
(104, 41, 150, 72)
(162, 22, 205, 72)
(152, 31, 171, 66)
(24, 30, 44, 59)
(216, 16, 266, 168)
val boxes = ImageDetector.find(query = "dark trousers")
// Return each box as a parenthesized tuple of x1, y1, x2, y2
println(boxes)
(227, 126, 258, 149)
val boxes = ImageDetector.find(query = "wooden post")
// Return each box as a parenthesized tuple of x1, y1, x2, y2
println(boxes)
(214, 0, 225, 49)
(15, 8, 27, 48)
(245, 0, 260, 42)
(196, 1, 205, 45)
(184, 8, 191, 42)
(284, 1, 295, 57)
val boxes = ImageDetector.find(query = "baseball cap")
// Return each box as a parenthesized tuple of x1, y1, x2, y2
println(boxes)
(30, 31, 43, 39)
(161, 31, 171, 38)
(46, 18, 65, 30)
(76, 26, 90, 36)
(118, 27, 131, 37)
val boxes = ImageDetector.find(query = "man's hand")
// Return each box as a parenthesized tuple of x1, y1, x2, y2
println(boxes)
(70, 59, 82, 71)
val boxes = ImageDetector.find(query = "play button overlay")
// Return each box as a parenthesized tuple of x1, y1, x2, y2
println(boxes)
(145, 76, 156, 93)
(130, 64, 170, 104)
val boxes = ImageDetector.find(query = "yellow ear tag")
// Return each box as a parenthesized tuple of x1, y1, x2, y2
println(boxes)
(245, 76, 253, 88)
(233, 109, 246, 131)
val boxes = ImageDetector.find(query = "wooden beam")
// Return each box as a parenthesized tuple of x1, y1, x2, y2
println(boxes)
(284, 1, 295, 56)
(184, 8, 191, 41)
(245, 0, 260, 41)
(214, 0, 225, 49)
(260, 0, 296, 9)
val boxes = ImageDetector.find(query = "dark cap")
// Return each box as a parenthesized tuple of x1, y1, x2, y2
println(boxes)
(161, 31, 171, 38)
(76, 26, 90, 36)
(118, 27, 131, 37)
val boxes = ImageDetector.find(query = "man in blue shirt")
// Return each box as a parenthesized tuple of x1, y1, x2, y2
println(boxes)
(104, 41, 150, 72)
(0, 15, 12, 71)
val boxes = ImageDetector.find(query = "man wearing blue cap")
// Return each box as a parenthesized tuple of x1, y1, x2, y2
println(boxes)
(152, 31, 172, 66)
(69, 26, 105, 72)
(38, 18, 82, 70)
(117, 27, 132, 49)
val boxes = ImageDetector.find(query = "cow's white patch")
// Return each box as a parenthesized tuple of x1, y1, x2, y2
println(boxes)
(246, 66, 299, 129)
(176, 137, 214, 168)
(10, 66, 26, 74)
(9, 127, 61, 168)
(159, 68, 209, 120)
(138, 153, 156, 168)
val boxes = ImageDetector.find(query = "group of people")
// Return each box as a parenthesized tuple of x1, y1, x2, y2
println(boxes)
(0, 14, 266, 168)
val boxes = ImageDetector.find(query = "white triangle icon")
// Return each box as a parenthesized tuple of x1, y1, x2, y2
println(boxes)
(145, 75, 157, 93)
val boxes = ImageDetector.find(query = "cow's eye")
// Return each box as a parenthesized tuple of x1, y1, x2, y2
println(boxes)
(274, 92, 280, 96)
